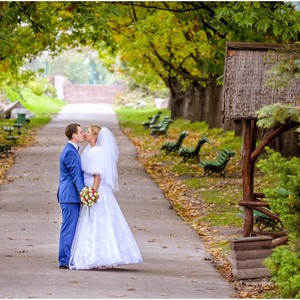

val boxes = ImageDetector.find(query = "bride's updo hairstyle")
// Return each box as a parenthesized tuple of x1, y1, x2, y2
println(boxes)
(89, 125, 101, 142)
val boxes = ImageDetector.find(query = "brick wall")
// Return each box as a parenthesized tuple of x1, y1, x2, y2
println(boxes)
(63, 84, 126, 104)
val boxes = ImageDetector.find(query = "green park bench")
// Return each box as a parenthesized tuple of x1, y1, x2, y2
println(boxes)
(199, 148, 235, 177)
(6, 136, 20, 145)
(0, 144, 12, 157)
(178, 134, 210, 163)
(3, 123, 24, 136)
(13, 123, 23, 134)
(238, 207, 285, 233)
(142, 111, 162, 128)
(161, 131, 188, 154)
(3, 126, 14, 135)
(3, 126, 20, 145)
(253, 209, 284, 233)
(149, 116, 169, 129)
(150, 117, 173, 137)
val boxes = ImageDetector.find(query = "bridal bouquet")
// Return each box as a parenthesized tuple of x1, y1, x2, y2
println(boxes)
(80, 186, 99, 207)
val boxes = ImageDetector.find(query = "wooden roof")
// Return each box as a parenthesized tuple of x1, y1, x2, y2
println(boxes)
(223, 42, 300, 120)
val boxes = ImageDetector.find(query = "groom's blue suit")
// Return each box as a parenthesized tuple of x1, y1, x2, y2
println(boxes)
(57, 142, 85, 267)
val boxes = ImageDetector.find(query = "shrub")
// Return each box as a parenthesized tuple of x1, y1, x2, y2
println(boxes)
(257, 147, 300, 298)
(27, 78, 57, 97)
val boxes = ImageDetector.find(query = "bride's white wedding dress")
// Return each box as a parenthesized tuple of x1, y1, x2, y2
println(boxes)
(69, 128, 143, 270)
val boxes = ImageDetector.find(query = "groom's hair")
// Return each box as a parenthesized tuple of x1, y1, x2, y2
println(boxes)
(65, 123, 81, 140)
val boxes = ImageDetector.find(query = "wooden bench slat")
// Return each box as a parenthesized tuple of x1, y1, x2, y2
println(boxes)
(178, 134, 212, 163)
(5, 136, 20, 145)
(150, 118, 173, 137)
(161, 131, 188, 154)
(142, 111, 162, 128)
(199, 148, 235, 177)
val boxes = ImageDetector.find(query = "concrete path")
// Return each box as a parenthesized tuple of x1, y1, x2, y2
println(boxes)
(0, 103, 236, 298)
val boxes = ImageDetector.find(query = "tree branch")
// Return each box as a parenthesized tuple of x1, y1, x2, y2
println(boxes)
(251, 121, 299, 163)
(150, 42, 209, 82)
(130, 2, 138, 22)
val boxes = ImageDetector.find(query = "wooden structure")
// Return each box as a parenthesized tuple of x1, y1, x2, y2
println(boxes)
(223, 42, 300, 237)
(230, 236, 272, 279)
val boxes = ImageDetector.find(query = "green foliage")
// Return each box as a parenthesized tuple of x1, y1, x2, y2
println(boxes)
(20, 88, 64, 116)
(27, 49, 122, 85)
(256, 103, 300, 129)
(27, 81, 44, 96)
(257, 147, 300, 298)
(3, 86, 22, 103)
(1, 1, 299, 93)
(265, 53, 300, 88)
(216, 2, 300, 42)
(0, 69, 37, 88)
(1, 85, 64, 150)
(94, 1, 300, 90)
(4, 85, 64, 116)
(265, 247, 300, 298)
(27, 78, 57, 98)
(0, 2, 81, 80)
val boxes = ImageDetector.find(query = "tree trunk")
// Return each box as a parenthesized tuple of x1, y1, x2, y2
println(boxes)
(165, 76, 300, 157)
(241, 119, 256, 237)
(166, 76, 235, 129)
(269, 130, 300, 157)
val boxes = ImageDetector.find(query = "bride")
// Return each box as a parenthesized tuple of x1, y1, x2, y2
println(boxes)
(69, 125, 143, 270)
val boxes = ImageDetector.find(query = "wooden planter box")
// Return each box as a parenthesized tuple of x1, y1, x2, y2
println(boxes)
(230, 236, 272, 279)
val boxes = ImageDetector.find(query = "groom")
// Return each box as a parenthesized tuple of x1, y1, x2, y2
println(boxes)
(57, 123, 85, 269)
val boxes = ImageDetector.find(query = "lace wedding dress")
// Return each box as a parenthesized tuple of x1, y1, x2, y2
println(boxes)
(69, 128, 143, 270)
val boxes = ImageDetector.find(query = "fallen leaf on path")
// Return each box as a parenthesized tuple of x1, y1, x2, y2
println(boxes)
(69, 280, 80, 284)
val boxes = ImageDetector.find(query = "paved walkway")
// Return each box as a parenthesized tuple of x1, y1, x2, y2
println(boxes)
(0, 103, 236, 298)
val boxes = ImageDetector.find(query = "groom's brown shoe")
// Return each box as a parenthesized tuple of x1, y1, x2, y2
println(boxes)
(59, 265, 69, 269)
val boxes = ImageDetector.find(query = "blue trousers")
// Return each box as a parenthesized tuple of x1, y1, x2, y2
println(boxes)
(58, 203, 80, 267)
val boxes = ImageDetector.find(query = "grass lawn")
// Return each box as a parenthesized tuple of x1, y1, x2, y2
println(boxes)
(0, 88, 65, 183)
(115, 106, 276, 298)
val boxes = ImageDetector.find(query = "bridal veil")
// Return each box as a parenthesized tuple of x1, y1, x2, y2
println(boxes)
(96, 127, 119, 192)
(81, 126, 119, 192)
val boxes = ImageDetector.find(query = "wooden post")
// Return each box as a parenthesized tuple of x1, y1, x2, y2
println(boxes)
(240, 120, 298, 237)
(242, 119, 257, 236)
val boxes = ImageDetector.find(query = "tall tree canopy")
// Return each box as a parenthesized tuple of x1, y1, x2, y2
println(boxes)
(1, 1, 299, 120)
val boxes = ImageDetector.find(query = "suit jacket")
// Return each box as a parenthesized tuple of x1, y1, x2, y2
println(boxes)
(57, 142, 85, 204)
